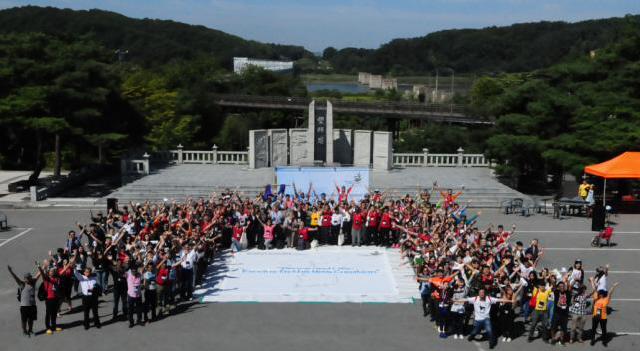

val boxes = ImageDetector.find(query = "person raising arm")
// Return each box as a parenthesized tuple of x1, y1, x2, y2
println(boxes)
(8, 265, 40, 337)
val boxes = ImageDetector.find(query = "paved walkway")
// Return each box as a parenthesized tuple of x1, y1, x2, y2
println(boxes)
(0, 171, 71, 205)
(0, 208, 638, 351)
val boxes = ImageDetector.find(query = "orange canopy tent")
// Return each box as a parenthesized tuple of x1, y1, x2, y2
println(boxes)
(584, 152, 640, 205)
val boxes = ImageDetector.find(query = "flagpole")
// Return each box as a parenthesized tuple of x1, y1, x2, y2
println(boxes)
(603, 178, 607, 207)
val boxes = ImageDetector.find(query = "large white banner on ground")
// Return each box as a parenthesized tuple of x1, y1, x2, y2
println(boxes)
(275, 167, 370, 201)
(196, 247, 413, 303)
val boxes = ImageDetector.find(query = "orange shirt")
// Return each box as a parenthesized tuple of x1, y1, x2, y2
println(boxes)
(593, 295, 611, 319)
(429, 275, 455, 288)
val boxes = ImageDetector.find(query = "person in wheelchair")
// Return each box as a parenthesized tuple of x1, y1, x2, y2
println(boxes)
(591, 225, 614, 247)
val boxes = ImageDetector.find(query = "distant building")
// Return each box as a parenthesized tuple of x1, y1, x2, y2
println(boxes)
(233, 57, 293, 73)
(358, 72, 396, 90)
(368, 75, 382, 89)
(358, 72, 371, 84)
(381, 79, 398, 91)
(412, 85, 426, 100)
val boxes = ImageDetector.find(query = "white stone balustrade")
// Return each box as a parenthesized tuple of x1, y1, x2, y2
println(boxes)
(392, 148, 491, 167)
(162, 146, 249, 165)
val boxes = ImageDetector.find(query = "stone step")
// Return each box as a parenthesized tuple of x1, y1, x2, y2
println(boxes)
(100, 196, 515, 208)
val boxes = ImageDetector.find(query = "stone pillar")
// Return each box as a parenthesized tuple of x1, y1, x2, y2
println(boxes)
(289, 128, 311, 165)
(457, 147, 464, 167)
(269, 129, 289, 167)
(249, 129, 269, 169)
(30, 186, 37, 202)
(325, 101, 334, 165)
(212, 144, 218, 164)
(177, 144, 183, 164)
(422, 148, 429, 167)
(373, 131, 393, 170)
(142, 152, 150, 175)
(120, 159, 127, 175)
(307, 101, 315, 163)
(333, 129, 353, 165)
(353, 130, 372, 167)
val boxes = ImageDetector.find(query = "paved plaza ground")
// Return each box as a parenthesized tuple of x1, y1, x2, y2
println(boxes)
(0, 208, 639, 351)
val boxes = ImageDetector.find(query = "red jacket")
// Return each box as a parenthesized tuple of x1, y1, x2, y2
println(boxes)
(379, 212, 392, 229)
(297, 227, 309, 240)
(366, 210, 379, 227)
(320, 210, 331, 227)
(351, 212, 363, 229)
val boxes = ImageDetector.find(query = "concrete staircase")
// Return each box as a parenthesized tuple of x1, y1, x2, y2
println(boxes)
(100, 165, 528, 207)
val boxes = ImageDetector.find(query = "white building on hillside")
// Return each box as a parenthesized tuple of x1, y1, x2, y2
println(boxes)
(233, 57, 294, 73)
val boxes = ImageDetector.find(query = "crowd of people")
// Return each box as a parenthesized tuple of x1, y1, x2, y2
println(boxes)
(8, 181, 619, 349)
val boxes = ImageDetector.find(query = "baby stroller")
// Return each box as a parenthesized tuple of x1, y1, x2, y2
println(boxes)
(591, 225, 614, 247)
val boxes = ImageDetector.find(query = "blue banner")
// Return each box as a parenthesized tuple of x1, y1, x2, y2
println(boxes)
(275, 167, 370, 201)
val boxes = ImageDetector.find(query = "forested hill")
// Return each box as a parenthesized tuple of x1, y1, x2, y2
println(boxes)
(0, 6, 314, 67)
(325, 16, 638, 74)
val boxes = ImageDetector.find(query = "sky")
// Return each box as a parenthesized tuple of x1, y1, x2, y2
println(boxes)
(0, 0, 638, 51)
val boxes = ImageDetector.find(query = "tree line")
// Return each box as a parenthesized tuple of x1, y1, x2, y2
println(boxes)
(0, 6, 314, 69)
(473, 16, 640, 190)
(323, 16, 635, 75)
(0, 32, 306, 178)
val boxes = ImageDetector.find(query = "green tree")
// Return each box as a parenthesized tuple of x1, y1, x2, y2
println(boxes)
(122, 72, 200, 150)
(0, 33, 134, 180)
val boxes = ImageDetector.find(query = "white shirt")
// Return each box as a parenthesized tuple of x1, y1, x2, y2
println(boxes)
(331, 213, 343, 226)
(569, 269, 582, 286)
(596, 275, 607, 291)
(467, 296, 496, 321)
(519, 264, 534, 277)
(181, 250, 197, 270)
(123, 222, 136, 235)
(74, 271, 98, 296)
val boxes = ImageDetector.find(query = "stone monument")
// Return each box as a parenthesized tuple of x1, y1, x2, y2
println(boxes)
(249, 129, 269, 169)
(353, 130, 372, 167)
(289, 128, 311, 165)
(325, 101, 334, 165)
(373, 131, 393, 170)
(269, 129, 288, 166)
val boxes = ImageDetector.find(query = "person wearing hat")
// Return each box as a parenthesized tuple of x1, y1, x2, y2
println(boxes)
(8, 265, 40, 337)
(568, 283, 591, 344)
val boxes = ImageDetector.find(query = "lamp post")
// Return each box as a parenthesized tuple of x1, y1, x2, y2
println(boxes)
(433, 67, 455, 106)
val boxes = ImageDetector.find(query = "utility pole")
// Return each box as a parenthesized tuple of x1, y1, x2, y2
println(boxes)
(435, 69, 439, 103)
(450, 69, 455, 113)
